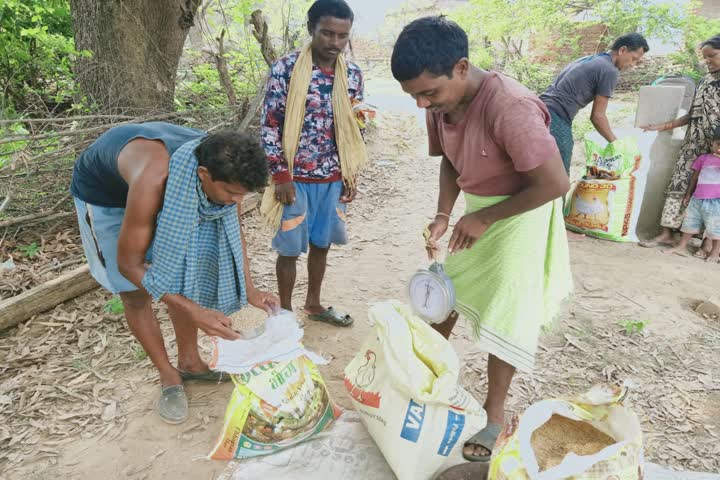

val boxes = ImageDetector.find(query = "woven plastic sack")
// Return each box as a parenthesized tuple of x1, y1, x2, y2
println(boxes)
(489, 385, 643, 480)
(344, 301, 486, 480)
(208, 311, 340, 460)
(565, 136, 646, 242)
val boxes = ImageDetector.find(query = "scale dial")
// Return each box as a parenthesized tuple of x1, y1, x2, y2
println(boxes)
(407, 264, 455, 324)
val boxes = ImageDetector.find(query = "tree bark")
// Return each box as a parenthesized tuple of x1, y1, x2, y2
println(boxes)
(209, 29, 238, 107)
(69, 0, 201, 114)
(250, 10, 278, 67)
(0, 266, 99, 332)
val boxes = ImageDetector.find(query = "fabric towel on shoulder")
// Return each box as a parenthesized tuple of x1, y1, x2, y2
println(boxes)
(260, 44, 368, 231)
(142, 137, 248, 315)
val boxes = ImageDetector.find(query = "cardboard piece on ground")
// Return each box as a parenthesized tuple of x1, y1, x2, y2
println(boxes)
(634, 86, 685, 128)
(220, 412, 395, 480)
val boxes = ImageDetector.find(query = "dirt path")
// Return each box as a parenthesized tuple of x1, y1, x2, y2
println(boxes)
(2, 88, 720, 479)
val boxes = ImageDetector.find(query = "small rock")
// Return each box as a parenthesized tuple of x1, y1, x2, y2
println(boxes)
(101, 401, 117, 422)
(695, 300, 720, 317)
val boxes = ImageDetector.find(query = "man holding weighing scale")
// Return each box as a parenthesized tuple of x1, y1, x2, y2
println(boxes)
(392, 17, 573, 463)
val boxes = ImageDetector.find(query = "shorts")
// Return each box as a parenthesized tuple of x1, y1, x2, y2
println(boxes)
(681, 197, 720, 239)
(271, 181, 347, 257)
(74, 197, 152, 293)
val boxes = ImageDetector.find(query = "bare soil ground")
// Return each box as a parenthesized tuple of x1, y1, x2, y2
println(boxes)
(1, 103, 719, 479)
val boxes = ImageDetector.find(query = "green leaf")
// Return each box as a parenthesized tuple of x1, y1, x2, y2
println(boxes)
(19, 242, 40, 258)
(103, 296, 125, 315)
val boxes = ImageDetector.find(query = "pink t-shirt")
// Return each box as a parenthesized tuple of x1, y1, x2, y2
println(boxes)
(427, 72, 560, 196)
(692, 154, 720, 199)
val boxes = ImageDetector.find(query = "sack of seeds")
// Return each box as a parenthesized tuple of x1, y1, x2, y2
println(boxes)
(489, 385, 643, 480)
(208, 310, 340, 460)
(564, 135, 646, 243)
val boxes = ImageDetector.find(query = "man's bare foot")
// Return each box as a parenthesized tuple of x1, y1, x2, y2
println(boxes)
(302, 304, 325, 316)
(177, 360, 210, 374)
(303, 305, 353, 327)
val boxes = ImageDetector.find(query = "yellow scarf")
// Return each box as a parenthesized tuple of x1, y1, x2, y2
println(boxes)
(260, 44, 368, 231)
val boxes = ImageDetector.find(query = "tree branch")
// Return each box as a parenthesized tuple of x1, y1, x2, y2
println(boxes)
(212, 29, 238, 107)
(0, 111, 197, 145)
(250, 10, 277, 67)
(239, 74, 268, 131)
(0, 211, 74, 229)
(0, 114, 137, 125)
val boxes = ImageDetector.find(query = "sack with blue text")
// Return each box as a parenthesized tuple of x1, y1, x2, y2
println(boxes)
(344, 301, 487, 480)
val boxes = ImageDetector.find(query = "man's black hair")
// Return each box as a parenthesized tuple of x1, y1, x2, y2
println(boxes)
(195, 130, 268, 191)
(307, 0, 354, 31)
(391, 16, 469, 82)
(611, 33, 650, 53)
(701, 35, 720, 50)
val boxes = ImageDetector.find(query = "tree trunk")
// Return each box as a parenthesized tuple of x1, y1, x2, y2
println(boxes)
(69, 0, 201, 114)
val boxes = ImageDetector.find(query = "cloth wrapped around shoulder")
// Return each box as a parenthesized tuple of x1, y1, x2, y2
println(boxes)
(260, 44, 368, 230)
(141, 137, 248, 314)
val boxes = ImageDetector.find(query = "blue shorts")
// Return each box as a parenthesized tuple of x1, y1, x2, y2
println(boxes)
(681, 197, 720, 239)
(272, 181, 347, 257)
(74, 197, 152, 294)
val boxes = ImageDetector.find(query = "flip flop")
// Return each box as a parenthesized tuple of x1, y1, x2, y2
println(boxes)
(462, 422, 503, 462)
(157, 384, 188, 424)
(178, 369, 231, 383)
(307, 307, 353, 327)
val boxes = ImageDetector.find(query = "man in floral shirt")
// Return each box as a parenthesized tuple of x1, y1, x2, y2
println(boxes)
(261, 0, 363, 327)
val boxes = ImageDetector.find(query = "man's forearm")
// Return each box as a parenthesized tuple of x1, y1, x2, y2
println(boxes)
(591, 113, 617, 143)
(117, 258, 149, 292)
(118, 259, 195, 311)
(437, 156, 461, 215)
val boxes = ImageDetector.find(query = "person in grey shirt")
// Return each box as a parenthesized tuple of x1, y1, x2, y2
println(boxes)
(541, 33, 649, 174)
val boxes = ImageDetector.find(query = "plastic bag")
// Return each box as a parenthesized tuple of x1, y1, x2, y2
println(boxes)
(208, 311, 340, 460)
(489, 385, 643, 480)
(344, 301, 487, 480)
(565, 136, 647, 242)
